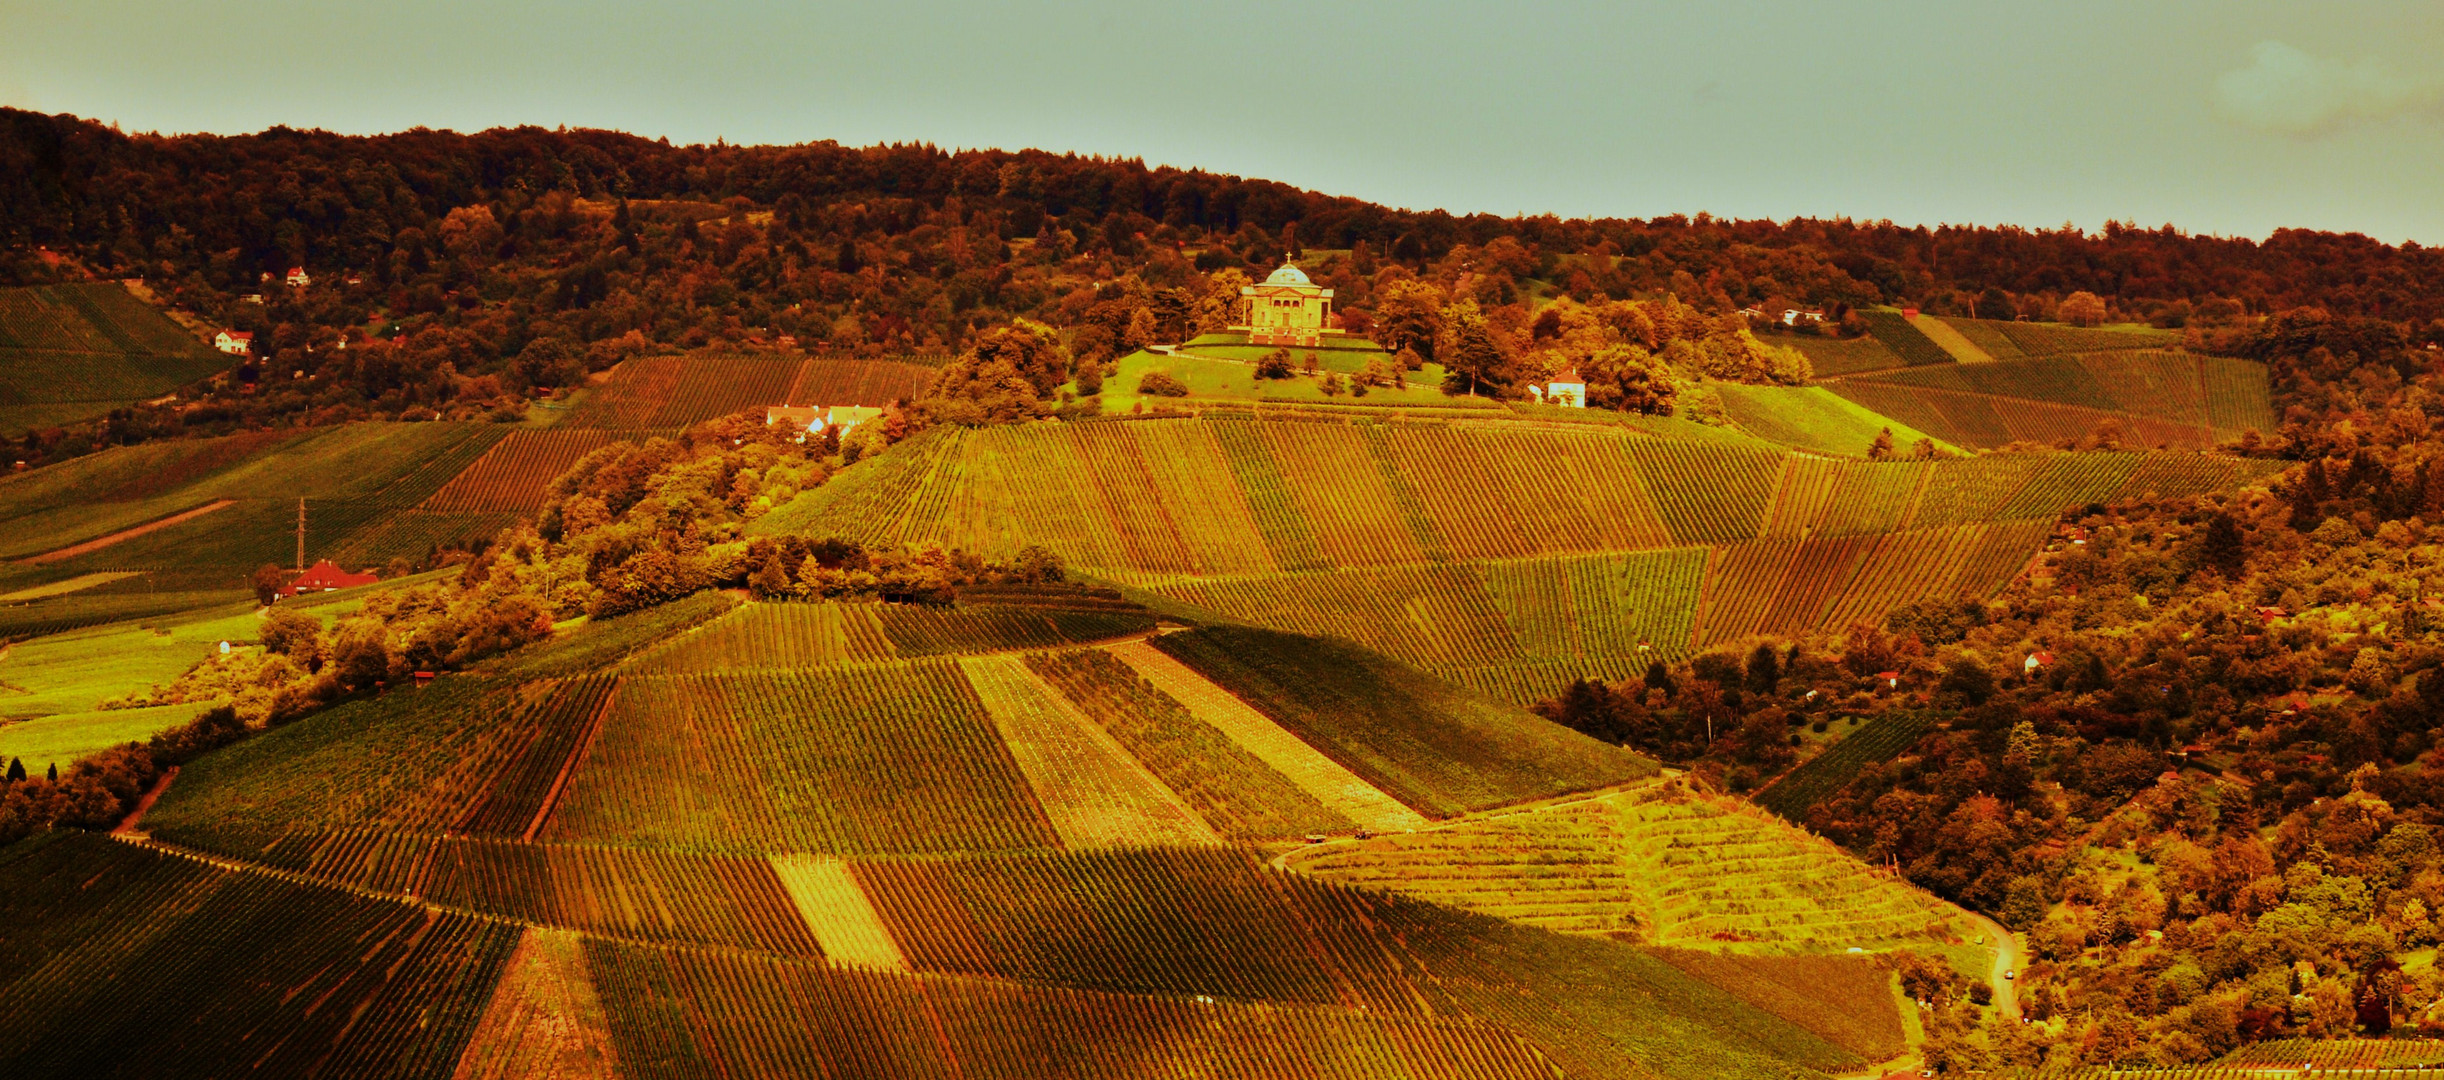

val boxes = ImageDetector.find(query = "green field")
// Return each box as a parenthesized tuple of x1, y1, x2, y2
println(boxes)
(0, 702, 210, 774)
(1711, 383, 1953, 456)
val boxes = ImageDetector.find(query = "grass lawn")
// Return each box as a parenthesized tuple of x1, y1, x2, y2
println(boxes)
(0, 702, 211, 774)
(1077, 350, 1477, 413)
(0, 602, 263, 719)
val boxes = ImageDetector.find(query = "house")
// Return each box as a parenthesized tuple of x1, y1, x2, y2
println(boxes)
(279, 559, 379, 598)
(214, 330, 254, 355)
(1540, 367, 1586, 408)
(1745, 297, 1827, 326)
(2254, 606, 2288, 624)
(765, 405, 885, 439)
(2022, 650, 2055, 674)
(1232, 260, 1341, 348)
(1877, 670, 1902, 689)
(765, 406, 824, 431)
(285, 267, 311, 288)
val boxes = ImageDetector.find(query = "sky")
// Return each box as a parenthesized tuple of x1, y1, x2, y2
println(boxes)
(4, 0, 2443, 243)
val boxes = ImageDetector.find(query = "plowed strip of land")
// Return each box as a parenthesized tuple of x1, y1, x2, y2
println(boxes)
(959, 655, 1221, 848)
(1104, 640, 1430, 834)
(769, 854, 911, 972)
(19, 499, 233, 564)
(450, 926, 620, 1080)
(1907, 314, 1996, 364)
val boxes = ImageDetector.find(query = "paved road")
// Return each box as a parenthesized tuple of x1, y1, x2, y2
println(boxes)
(1967, 912, 2022, 1020)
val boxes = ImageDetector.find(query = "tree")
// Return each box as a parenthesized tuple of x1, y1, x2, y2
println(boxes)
(1581, 344, 1677, 414)
(1372, 280, 1446, 360)
(1745, 643, 1781, 695)
(1644, 660, 1675, 700)
(1255, 349, 1294, 379)
(1975, 286, 2016, 321)
(2195, 510, 2248, 579)
(259, 608, 323, 664)
(747, 554, 792, 598)
(1436, 300, 1520, 397)
(4, 758, 21, 782)
(2060, 291, 2109, 327)
(1868, 428, 1896, 460)
(921, 319, 1071, 425)
(250, 564, 288, 607)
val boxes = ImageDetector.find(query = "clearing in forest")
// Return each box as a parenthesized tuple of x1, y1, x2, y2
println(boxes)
(959, 655, 1220, 848)
(1102, 640, 1428, 834)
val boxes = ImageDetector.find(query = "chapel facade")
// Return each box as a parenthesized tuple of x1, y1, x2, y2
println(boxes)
(1234, 260, 1339, 348)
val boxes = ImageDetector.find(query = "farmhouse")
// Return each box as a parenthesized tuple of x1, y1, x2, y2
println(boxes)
(1234, 260, 1339, 348)
(280, 559, 378, 598)
(285, 267, 312, 288)
(214, 330, 253, 355)
(765, 405, 884, 436)
(1537, 367, 1586, 408)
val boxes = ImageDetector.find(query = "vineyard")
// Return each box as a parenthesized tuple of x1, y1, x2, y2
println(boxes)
(1825, 350, 2275, 450)
(1905, 313, 1997, 364)
(419, 428, 624, 512)
(566, 351, 934, 429)
(760, 416, 2251, 589)
(1751, 712, 1943, 820)
(1280, 780, 1969, 954)
(1025, 648, 1355, 841)
(1147, 626, 1654, 818)
(618, 600, 1156, 673)
(1783, 334, 1907, 376)
(1692, 522, 2049, 646)
(1648, 949, 1908, 1063)
(542, 665, 1062, 855)
(0, 283, 232, 434)
(1860, 311, 1958, 368)
(1711, 384, 1948, 457)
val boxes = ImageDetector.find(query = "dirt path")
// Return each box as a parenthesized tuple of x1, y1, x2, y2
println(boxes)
(113, 765, 178, 836)
(20, 500, 235, 564)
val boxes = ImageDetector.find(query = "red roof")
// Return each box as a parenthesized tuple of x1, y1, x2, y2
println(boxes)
(223, 330, 253, 341)
(1553, 368, 1584, 384)
(1877, 670, 1901, 680)
(280, 559, 379, 596)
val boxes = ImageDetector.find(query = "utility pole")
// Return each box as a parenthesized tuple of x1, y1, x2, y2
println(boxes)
(295, 498, 306, 573)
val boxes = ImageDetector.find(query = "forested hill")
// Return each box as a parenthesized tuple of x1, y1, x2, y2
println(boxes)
(4, 106, 2443, 324)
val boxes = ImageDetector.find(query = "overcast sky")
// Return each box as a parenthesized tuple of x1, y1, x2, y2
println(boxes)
(5, 0, 2442, 242)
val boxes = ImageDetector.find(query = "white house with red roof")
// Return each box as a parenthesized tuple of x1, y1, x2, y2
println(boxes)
(285, 267, 312, 288)
(213, 330, 253, 355)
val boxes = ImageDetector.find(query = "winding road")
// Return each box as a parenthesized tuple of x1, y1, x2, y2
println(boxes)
(1968, 912, 2022, 1020)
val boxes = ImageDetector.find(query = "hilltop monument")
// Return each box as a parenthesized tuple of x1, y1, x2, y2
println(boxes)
(1234, 258, 1339, 348)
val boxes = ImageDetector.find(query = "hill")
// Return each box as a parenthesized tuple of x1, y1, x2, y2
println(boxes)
(0, 282, 230, 434)
(755, 415, 2282, 699)
(21, 597, 1922, 1080)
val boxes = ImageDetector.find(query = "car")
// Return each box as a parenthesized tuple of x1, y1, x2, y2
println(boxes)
(2003, 970, 2017, 980)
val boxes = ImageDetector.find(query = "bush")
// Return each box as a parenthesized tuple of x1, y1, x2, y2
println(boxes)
(1137, 371, 1190, 397)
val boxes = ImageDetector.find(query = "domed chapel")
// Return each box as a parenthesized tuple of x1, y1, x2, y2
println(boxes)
(1234, 258, 1340, 348)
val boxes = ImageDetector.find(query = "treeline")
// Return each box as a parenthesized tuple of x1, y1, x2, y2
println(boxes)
(6, 108, 2444, 460)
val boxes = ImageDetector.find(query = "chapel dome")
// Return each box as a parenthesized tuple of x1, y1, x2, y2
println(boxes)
(1264, 262, 1312, 287)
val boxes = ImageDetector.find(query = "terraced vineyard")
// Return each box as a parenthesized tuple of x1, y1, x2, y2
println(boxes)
(567, 351, 934, 429)
(1825, 350, 2275, 450)
(1752, 712, 1943, 819)
(0, 283, 233, 434)
(420, 428, 623, 512)
(1860, 310, 1957, 368)
(619, 600, 1155, 673)
(1284, 779, 1967, 952)
(1148, 626, 1655, 817)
